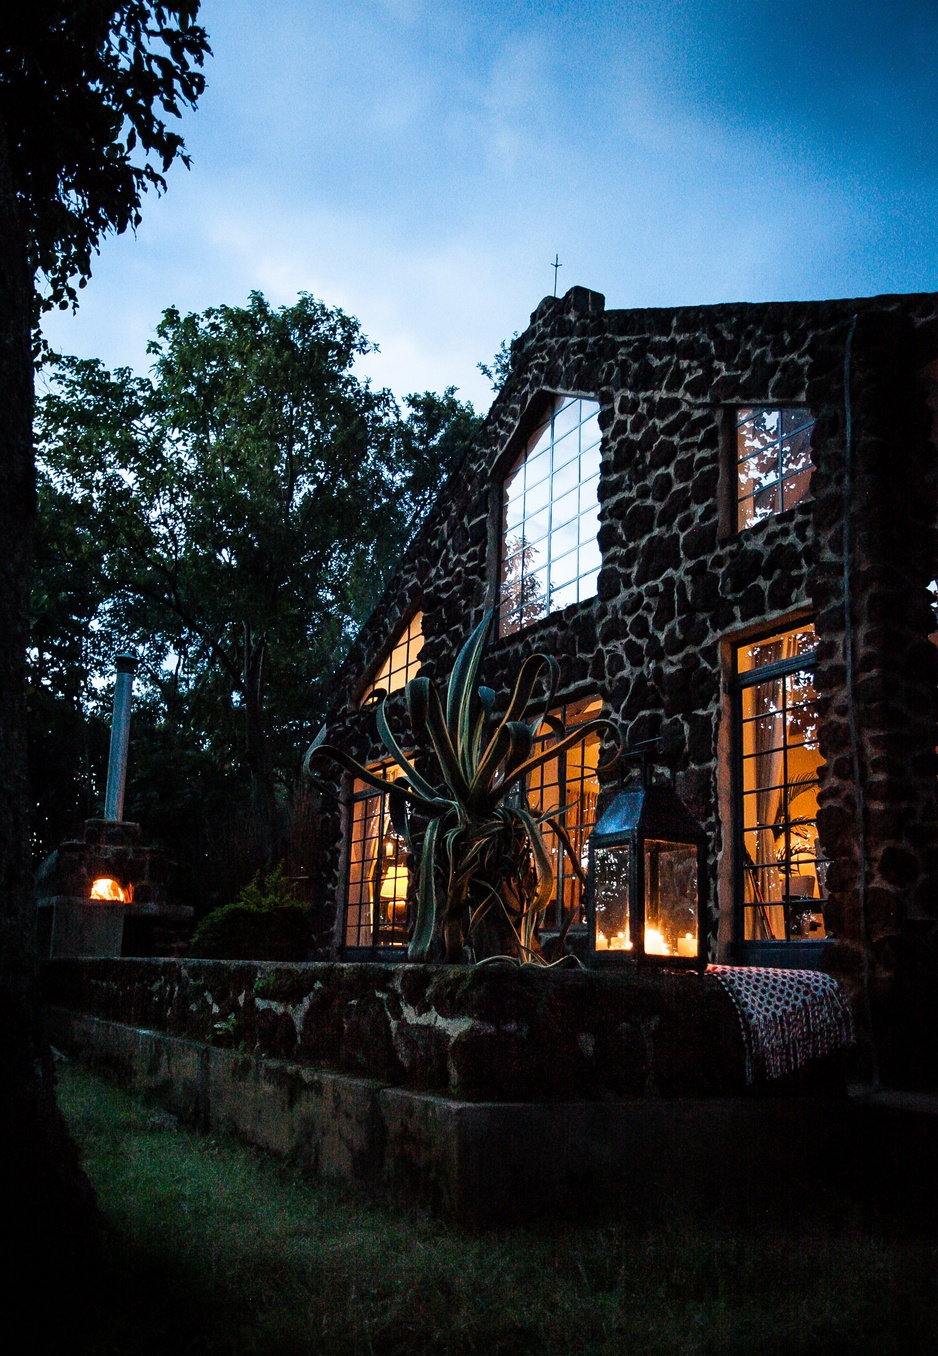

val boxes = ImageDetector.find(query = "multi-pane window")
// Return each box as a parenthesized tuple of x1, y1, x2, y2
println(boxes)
(525, 696, 602, 930)
(500, 396, 602, 636)
(345, 763, 409, 949)
(736, 407, 815, 531)
(358, 612, 423, 706)
(734, 624, 827, 944)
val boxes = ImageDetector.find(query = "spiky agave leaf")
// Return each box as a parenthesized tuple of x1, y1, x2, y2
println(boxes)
(501, 717, 619, 794)
(306, 742, 447, 816)
(467, 652, 555, 802)
(409, 817, 441, 961)
(445, 611, 492, 781)
(375, 697, 441, 804)
(512, 805, 556, 955)
(422, 677, 474, 807)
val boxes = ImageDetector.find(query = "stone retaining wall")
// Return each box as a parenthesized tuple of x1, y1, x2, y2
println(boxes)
(50, 1007, 859, 1226)
(44, 957, 781, 1101)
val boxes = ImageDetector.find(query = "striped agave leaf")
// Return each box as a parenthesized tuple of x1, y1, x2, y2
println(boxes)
(307, 610, 619, 963)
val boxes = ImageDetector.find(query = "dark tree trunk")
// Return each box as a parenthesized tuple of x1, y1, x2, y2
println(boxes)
(243, 623, 278, 865)
(0, 119, 99, 1330)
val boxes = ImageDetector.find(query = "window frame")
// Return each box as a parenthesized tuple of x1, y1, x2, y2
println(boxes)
(496, 393, 603, 637)
(342, 761, 411, 955)
(729, 622, 831, 966)
(357, 608, 424, 708)
(524, 694, 602, 934)
(734, 404, 815, 534)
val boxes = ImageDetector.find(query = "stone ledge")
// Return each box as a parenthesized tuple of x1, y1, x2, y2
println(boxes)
(44, 957, 764, 1101)
(49, 1007, 862, 1226)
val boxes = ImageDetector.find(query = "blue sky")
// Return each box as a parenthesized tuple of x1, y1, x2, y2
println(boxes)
(42, 0, 938, 411)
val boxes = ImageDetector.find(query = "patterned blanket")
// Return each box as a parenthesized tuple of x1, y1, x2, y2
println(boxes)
(708, 965, 856, 1083)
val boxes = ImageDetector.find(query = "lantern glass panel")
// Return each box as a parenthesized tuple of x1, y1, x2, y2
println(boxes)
(643, 840, 698, 958)
(593, 842, 631, 952)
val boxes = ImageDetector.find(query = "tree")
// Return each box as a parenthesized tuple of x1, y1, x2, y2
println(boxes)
(0, 3, 209, 1328)
(37, 292, 480, 867)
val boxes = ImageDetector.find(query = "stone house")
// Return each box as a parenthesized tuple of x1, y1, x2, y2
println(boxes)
(307, 285, 938, 1087)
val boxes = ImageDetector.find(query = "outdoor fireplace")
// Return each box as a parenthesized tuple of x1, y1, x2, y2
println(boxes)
(36, 654, 193, 957)
(586, 757, 707, 972)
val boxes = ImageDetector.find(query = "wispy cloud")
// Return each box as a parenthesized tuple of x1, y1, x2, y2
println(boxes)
(42, 0, 938, 407)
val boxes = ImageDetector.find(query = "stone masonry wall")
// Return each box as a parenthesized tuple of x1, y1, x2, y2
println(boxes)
(46, 956, 760, 1101)
(309, 287, 938, 1085)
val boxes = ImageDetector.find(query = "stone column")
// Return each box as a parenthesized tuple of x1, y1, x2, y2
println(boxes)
(812, 308, 938, 1085)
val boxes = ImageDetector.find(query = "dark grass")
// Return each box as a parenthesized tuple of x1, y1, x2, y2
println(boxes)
(58, 1063, 938, 1355)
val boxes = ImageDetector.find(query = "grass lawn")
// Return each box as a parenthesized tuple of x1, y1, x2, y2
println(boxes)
(59, 1061, 937, 1355)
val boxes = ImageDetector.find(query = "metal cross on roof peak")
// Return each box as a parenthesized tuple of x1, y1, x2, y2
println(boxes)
(551, 254, 561, 297)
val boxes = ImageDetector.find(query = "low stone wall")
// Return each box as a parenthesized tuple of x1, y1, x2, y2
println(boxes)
(48, 1007, 859, 1226)
(43, 957, 773, 1101)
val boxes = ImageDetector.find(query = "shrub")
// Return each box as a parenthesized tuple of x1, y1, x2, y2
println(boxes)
(188, 863, 311, 961)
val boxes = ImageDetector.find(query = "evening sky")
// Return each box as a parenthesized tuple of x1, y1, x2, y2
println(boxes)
(41, 0, 938, 411)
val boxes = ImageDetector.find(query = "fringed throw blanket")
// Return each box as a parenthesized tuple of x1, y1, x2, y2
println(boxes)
(709, 965, 855, 1083)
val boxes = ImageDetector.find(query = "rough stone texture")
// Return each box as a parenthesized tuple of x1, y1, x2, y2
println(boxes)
(40, 956, 817, 1100)
(308, 286, 938, 1089)
(49, 1006, 862, 1226)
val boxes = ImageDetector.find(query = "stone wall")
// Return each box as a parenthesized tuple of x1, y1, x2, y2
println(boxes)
(309, 286, 938, 1087)
(45, 957, 766, 1101)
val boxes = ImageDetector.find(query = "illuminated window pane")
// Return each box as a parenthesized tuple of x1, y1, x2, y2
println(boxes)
(345, 762, 409, 949)
(525, 696, 602, 929)
(735, 625, 827, 943)
(500, 397, 602, 636)
(359, 612, 423, 706)
(737, 407, 814, 532)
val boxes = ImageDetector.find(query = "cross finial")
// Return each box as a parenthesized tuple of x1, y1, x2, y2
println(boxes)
(551, 253, 561, 297)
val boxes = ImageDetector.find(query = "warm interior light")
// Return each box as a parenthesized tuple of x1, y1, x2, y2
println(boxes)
(597, 928, 632, 952)
(676, 932, 698, 957)
(90, 877, 130, 903)
(644, 925, 671, 955)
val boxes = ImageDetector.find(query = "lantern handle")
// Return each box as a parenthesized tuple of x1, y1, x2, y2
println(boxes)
(618, 737, 662, 789)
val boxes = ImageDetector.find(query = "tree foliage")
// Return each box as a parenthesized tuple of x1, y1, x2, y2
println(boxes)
(36, 290, 480, 873)
(1, 3, 209, 312)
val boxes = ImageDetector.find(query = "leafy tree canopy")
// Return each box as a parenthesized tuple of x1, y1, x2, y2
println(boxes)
(1, 3, 209, 312)
(35, 290, 480, 874)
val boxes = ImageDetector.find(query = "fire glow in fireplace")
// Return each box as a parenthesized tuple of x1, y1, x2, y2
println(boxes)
(90, 877, 133, 903)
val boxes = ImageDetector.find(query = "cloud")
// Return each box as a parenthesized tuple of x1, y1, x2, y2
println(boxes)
(40, 0, 938, 410)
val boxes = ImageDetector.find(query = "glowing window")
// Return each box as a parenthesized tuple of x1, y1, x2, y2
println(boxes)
(525, 696, 602, 930)
(500, 396, 602, 636)
(736, 407, 814, 531)
(734, 624, 827, 943)
(359, 612, 423, 706)
(344, 762, 409, 950)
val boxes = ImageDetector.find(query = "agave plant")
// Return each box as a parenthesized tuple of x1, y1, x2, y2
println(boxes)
(306, 612, 618, 963)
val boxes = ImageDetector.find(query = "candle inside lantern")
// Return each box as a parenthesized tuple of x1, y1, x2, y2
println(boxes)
(643, 925, 671, 955)
(676, 932, 697, 957)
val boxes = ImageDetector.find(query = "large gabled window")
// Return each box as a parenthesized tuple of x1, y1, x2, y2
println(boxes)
(499, 396, 602, 636)
(358, 612, 423, 706)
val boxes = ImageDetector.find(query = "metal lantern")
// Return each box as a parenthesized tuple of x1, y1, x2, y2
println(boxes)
(586, 762, 708, 971)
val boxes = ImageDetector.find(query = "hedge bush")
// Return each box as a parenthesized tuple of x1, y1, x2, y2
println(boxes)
(189, 864, 311, 961)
